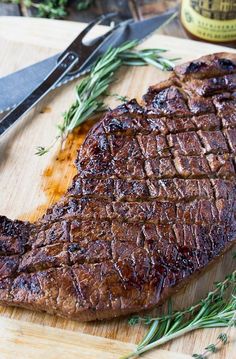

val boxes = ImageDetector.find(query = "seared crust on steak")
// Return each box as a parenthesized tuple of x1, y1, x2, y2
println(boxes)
(0, 53, 236, 321)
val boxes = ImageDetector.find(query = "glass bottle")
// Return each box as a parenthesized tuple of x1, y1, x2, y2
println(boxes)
(181, 0, 236, 44)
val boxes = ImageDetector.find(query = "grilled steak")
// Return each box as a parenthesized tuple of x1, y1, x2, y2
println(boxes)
(0, 53, 236, 321)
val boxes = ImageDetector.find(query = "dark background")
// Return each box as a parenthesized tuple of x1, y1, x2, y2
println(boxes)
(0, 0, 187, 41)
(0, 0, 179, 22)
(1, 0, 234, 46)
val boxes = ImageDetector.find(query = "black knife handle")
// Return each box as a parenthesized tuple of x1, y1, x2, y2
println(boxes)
(0, 51, 78, 137)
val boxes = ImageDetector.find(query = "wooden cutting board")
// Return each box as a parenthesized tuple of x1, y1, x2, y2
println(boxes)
(0, 16, 235, 359)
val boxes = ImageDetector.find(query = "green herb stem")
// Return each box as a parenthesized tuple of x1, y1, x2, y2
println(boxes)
(60, 42, 175, 138)
(37, 40, 177, 155)
(123, 266, 236, 359)
(130, 270, 236, 325)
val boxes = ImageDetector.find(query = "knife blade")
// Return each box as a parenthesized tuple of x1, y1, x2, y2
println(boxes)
(0, 53, 79, 136)
(0, 9, 176, 114)
(0, 13, 123, 137)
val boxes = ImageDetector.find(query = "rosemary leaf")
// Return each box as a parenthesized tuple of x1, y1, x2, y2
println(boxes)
(109, 93, 130, 102)
(35, 146, 49, 156)
(59, 42, 175, 138)
(129, 269, 236, 325)
(37, 40, 177, 155)
(124, 263, 236, 359)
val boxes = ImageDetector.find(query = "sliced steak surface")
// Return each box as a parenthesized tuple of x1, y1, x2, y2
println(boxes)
(0, 52, 236, 321)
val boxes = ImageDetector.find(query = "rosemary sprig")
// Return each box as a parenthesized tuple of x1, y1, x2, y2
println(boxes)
(109, 93, 130, 102)
(60, 42, 174, 138)
(37, 41, 176, 155)
(35, 136, 60, 156)
(192, 311, 236, 358)
(60, 41, 135, 139)
(123, 267, 236, 359)
(129, 270, 236, 326)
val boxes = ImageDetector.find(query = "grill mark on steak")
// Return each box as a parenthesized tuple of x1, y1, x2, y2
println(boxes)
(40, 197, 235, 225)
(78, 123, 235, 181)
(0, 52, 235, 321)
(69, 177, 233, 202)
(102, 111, 236, 136)
(25, 222, 227, 253)
(78, 155, 236, 180)
(184, 74, 236, 97)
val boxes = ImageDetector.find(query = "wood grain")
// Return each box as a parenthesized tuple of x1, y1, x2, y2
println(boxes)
(0, 317, 192, 359)
(0, 16, 235, 359)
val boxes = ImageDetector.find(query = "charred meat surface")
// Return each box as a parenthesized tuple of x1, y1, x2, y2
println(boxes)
(0, 53, 236, 321)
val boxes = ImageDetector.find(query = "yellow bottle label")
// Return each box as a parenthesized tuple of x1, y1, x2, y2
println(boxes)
(181, 0, 236, 42)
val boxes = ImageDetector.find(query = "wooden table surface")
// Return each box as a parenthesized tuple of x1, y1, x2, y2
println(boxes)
(0, 1, 178, 19)
(0, 0, 185, 40)
(1, 0, 235, 49)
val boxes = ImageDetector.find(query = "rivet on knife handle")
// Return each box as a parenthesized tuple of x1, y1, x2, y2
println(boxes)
(0, 52, 78, 137)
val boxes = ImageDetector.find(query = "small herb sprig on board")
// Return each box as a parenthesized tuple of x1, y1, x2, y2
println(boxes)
(36, 41, 176, 155)
(123, 266, 236, 359)
(192, 311, 236, 359)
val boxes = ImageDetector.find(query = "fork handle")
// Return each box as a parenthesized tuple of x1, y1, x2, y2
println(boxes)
(0, 51, 78, 137)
